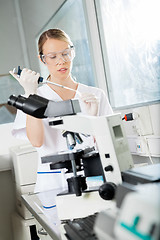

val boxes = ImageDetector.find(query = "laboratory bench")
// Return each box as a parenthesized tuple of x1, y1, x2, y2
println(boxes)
(21, 187, 113, 240)
(21, 188, 107, 240)
(21, 190, 62, 240)
(20, 164, 160, 240)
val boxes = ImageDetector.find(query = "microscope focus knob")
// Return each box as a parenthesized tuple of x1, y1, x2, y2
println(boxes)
(104, 165, 113, 172)
(99, 182, 117, 200)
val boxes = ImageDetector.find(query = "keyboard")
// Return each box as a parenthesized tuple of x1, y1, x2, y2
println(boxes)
(63, 213, 98, 240)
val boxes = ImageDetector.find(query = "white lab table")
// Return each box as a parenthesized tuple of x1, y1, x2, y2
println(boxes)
(21, 190, 63, 240)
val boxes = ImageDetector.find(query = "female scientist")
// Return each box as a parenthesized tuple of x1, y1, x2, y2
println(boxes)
(9, 28, 113, 194)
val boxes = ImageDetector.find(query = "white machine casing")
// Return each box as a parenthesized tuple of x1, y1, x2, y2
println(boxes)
(94, 184, 160, 240)
(114, 186, 160, 240)
(10, 143, 38, 219)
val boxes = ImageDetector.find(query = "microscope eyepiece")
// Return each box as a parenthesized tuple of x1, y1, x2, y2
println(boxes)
(8, 95, 27, 110)
(7, 95, 17, 106)
(7, 94, 48, 118)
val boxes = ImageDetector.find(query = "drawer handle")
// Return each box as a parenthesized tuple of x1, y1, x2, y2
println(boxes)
(38, 227, 48, 235)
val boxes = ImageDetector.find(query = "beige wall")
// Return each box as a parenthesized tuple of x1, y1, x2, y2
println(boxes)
(0, 170, 15, 240)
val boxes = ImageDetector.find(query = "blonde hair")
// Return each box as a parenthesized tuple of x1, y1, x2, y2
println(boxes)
(38, 28, 73, 55)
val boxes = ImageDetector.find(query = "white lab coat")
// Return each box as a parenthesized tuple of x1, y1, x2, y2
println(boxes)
(12, 83, 113, 194)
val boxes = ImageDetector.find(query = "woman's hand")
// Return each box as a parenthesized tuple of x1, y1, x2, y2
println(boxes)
(9, 68, 40, 97)
(80, 92, 99, 116)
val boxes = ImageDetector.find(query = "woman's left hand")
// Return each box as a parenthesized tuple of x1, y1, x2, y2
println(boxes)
(80, 93, 99, 116)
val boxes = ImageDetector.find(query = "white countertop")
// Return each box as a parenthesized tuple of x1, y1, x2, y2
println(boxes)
(22, 189, 62, 240)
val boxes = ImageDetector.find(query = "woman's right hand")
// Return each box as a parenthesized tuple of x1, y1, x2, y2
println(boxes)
(9, 68, 40, 97)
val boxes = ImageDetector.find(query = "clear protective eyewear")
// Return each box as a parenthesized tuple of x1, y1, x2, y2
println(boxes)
(41, 46, 75, 65)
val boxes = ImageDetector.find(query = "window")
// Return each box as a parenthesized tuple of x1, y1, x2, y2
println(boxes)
(0, 74, 24, 124)
(95, 0, 160, 108)
(36, 0, 96, 87)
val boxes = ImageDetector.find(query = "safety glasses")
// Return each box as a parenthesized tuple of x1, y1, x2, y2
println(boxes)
(41, 46, 75, 65)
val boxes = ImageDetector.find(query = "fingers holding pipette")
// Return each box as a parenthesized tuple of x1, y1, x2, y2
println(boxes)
(9, 69, 20, 81)
(9, 68, 40, 96)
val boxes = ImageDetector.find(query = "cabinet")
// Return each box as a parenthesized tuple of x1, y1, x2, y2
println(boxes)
(12, 212, 39, 240)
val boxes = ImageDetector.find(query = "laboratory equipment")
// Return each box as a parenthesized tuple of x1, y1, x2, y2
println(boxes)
(47, 113, 134, 220)
(63, 212, 98, 240)
(10, 143, 47, 240)
(8, 93, 134, 220)
(14, 66, 43, 83)
(10, 143, 38, 219)
(8, 94, 81, 118)
(13, 66, 81, 95)
(94, 182, 160, 240)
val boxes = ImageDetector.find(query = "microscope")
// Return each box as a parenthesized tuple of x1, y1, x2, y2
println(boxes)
(8, 94, 134, 220)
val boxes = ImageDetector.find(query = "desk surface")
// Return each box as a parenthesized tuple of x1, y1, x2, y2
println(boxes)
(22, 189, 62, 240)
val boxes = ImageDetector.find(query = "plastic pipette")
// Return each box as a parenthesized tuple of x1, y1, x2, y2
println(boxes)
(13, 66, 81, 96)
(41, 80, 81, 96)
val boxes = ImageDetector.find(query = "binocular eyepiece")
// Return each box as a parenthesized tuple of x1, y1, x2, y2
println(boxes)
(8, 94, 81, 119)
(8, 94, 48, 118)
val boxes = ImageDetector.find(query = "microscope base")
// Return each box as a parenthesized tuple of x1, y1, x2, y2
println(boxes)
(56, 189, 115, 221)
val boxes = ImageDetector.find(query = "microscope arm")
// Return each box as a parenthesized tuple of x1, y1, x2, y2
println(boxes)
(48, 114, 134, 186)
